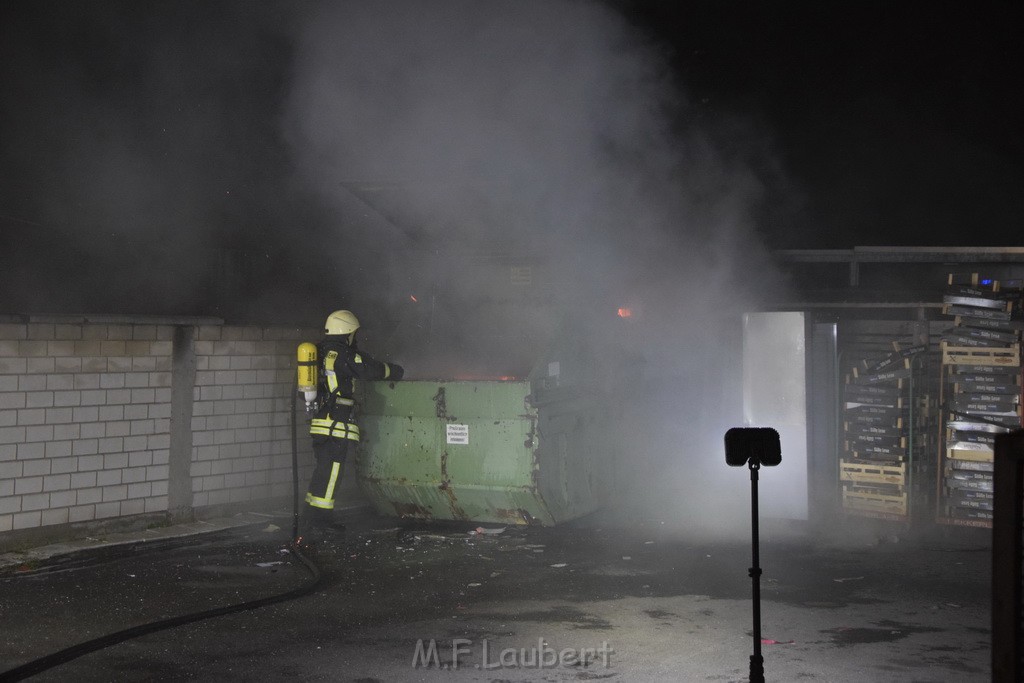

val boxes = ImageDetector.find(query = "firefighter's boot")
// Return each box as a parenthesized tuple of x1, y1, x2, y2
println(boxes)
(297, 505, 344, 543)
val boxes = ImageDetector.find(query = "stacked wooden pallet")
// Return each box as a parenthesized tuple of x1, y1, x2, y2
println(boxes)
(841, 343, 929, 519)
(938, 274, 1024, 528)
(942, 273, 1023, 349)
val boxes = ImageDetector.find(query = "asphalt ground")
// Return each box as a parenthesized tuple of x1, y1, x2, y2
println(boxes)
(0, 512, 992, 682)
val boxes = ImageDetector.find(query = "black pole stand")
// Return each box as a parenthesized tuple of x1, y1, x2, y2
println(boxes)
(748, 460, 765, 683)
(724, 426, 779, 683)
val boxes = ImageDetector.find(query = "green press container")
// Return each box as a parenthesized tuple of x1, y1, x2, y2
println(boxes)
(355, 376, 613, 526)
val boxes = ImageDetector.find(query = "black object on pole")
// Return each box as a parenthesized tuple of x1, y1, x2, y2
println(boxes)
(725, 427, 782, 683)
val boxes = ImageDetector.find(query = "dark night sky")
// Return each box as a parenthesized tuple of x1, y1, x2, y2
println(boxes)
(624, 0, 1024, 247)
(0, 0, 1022, 319)
(1, 1, 1020, 248)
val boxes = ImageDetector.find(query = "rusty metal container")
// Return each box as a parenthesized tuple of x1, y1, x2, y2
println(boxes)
(355, 375, 613, 526)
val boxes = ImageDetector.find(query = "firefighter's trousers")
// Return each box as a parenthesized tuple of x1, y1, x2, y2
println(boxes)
(305, 436, 349, 511)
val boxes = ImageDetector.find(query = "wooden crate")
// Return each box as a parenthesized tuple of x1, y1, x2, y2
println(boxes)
(947, 447, 994, 463)
(847, 451, 908, 463)
(840, 460, 906, 486)
(941, 344, 1021, 367)
(936, 515, 992, 529)
(842, 488, 908, 516)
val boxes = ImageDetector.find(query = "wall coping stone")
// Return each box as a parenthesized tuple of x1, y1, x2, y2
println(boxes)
(21, 315, 225, 325)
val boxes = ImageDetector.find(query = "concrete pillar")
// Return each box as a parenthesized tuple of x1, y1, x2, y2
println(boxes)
(168, 326, 196, 517)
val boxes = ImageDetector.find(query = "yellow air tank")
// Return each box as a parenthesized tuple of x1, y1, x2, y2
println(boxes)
(296, 342, 318, 406)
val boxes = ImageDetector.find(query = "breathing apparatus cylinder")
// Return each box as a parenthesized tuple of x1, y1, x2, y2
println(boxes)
(296, 342, 318, 409)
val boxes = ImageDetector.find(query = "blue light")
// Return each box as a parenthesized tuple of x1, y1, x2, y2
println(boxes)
(981, 279, 993, 285)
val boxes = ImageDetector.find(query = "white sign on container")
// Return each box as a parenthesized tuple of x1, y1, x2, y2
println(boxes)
(446, 424, 469, 445)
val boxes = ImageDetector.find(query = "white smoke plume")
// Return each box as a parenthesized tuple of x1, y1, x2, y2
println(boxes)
(284, 0, 791, 536)
(0, 0, 794, 535)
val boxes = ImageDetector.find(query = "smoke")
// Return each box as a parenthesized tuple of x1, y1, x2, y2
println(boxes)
(0, 1, 302, 316)
(284, 0, 791, 537)
(0, 0, 795, 537)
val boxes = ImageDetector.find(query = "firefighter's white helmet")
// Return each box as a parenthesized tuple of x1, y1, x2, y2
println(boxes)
(324, 310, 360, 336)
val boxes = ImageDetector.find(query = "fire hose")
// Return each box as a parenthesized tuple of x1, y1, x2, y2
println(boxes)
(0, 398, 321, 682)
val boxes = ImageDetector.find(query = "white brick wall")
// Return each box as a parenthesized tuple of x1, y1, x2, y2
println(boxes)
(0, 322, 174, 532)
(0, 319, 318, 538)
(189, 325, 313, 508)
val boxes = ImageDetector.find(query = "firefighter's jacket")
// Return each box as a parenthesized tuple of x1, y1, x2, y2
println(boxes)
(309, 336, 403, 441)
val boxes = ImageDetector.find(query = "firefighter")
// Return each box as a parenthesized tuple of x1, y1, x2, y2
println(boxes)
(298, 309, 404, 543)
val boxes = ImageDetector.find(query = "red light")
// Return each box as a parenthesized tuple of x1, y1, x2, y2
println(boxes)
(410, 295, 418, 303)
(617, 307, 633, 319)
